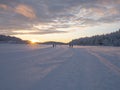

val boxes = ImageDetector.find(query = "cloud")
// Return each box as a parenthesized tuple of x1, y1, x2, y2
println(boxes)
(0, 1, 36, 19)
(4, 29, 67, 35)
(0, 0, 120, 36)
(0, 4, 8, 10)
(15, 4, 36, 19)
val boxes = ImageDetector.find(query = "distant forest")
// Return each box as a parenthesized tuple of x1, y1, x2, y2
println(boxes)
(0, 35, 28, 44)
(0, 29, 120, 46)
(70, 29, 120, 46)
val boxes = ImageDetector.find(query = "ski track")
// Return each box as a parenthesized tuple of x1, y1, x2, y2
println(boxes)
(0, 45, 120, 90)
(0, 45, 73, 90)
(87, 50, 120, 75)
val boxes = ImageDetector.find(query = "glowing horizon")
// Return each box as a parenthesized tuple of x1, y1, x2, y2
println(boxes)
(0, 0, 120, 42)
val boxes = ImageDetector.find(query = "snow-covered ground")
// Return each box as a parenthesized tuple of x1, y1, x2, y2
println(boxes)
(0, 44, 120, 90)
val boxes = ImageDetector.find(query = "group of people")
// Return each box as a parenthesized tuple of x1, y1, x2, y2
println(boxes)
(69, 44, 73, 47)
(52, 43, 73, 48)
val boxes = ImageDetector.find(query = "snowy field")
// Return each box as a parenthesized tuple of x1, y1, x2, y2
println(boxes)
(0, 44, 120, 90)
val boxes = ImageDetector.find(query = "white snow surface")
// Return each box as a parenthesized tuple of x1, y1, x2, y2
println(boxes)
(0, 44, 120, 90)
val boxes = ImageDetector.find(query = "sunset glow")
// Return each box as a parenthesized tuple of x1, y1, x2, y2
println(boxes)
(0, 0, 120, 42)
(30, 39, 39, 44)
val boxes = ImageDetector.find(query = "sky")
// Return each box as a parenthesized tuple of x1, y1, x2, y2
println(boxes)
(0, 0, 120, 43)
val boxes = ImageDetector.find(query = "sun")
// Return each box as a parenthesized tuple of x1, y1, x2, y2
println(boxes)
(30, 39, 39, 44)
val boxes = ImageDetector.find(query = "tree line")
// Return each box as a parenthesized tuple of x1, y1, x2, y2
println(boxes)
(0, 35, 28, 44)
(70, 29, 120, 46)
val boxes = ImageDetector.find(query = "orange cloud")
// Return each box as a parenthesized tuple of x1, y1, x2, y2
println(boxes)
(0, 4, 9, 10)
(117, 0, 120, 4)
(90, 8, 105, 17)
(100, 0, 120, 5)
(15, 4, 36, 19)
(109, 8, 119, 15)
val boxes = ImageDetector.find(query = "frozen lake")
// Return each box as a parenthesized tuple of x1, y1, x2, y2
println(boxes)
(0, 44, 120, 90)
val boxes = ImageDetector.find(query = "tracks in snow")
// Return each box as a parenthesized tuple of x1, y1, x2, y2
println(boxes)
(87, 49, 120, 76)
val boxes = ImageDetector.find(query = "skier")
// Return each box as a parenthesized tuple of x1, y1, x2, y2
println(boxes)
(52, 43, 56, 48)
